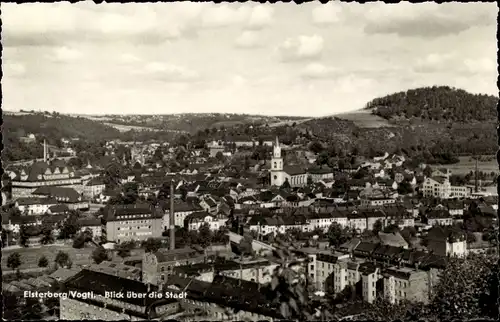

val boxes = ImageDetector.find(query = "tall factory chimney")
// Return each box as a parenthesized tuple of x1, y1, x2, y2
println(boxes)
(169, 180, 175, 250)
(474, 157, 479, 193)
(43, 139, 47, 163)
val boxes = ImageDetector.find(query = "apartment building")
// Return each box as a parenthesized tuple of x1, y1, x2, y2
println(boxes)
(313, 252, 350, 291)
(102, 204, 163, 243)
(383, 267, 430, 305)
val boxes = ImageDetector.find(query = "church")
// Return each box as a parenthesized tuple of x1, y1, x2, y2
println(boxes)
(270, 137, 309, 187)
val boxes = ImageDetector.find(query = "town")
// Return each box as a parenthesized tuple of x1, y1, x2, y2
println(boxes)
(1, 128, 498, 320)
(2, 1, 498, 321)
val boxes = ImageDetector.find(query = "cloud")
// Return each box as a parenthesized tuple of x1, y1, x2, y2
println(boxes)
(52, 46, 82, 62)
(120, 53, 142, 64)
(2, 3, 204, 47)
(235, 31, 262, 49)
(4, 62, 27, 77)
(247, 5, 274, 29)
(200, 4, 250, 28)
(277, 35, 324, 62)
(312, 3, 343, 25)
(301, 63, 337, 79)
(414, 53, 496, 76)
(362, 2, 497, 38)
(463, 58, 496, 75)
(141, 62, 199, 82)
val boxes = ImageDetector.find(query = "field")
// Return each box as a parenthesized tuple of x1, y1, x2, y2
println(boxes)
(2, 244, 95, 272)
(334, 109, 394, 128)
(103, 122, 160, 132)
(444, 156, 498, 175)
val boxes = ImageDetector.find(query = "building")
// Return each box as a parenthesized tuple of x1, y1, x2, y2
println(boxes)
(163, 202, 203, 229)
(83, 177, 106, 199)
(208, 141, 225, 158)
(422, 177, 451, 199)
(15, 197, 57, 215)
(270, 138, 332, 188)
(11, 159, 87, 199)
(173, 258, 279, 284)
(449, 185, 472, 198)
(426, 226, 467, 257)
(60, 269, 181, 320)
(426, 209, 453, 226)
(32, 186, 88, 210)
(142, 247, 206, 285)
(313, 252, 350, 291)
(184, 211, 227, 231)
(102, 204, 163, 243)
(77, 217, 102, 240)
(166, 275, 284, 321)
(383, 267, 430, 305)
(307, 211, 349, 232)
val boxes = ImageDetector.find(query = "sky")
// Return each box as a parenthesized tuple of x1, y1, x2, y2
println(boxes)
(2, 1, 498, 117)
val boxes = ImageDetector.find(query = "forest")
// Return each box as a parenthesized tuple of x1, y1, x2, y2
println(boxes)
(365, 86, 498, 122)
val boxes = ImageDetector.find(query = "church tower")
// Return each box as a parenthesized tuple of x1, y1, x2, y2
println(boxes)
(271, 137, 285, 186)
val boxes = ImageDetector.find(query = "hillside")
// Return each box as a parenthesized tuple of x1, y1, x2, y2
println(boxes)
(3, 113, 122, 142)
(365, 86, 498, 122)
(285, 87, 498, 161)
(94, 113, 308, 134)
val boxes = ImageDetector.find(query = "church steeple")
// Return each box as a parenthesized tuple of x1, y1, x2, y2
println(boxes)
(271, 137, 284, 187)
(273, 137, 281, 159)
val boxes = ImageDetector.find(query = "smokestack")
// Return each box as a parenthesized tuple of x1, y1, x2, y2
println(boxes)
(474, 157, 479, 193)
(169, 180, 175, 250)
(43, 139, 47, 162)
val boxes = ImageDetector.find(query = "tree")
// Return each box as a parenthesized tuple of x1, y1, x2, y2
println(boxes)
(38, 256, 49, 268)
(40, 226, 54, 245)
(373, 219, 383, 235)
(58, 212, 80, 240)
(7, 252, 21, 271)
(397, 180, 414, 195)
(72, 233, 86, 249)
(281, 178, 291, 189)
(92, 246, 110, 264)
(215, 151, 224, 162)
(423, 165, 433, 177)
(116, 240, 136, 259)
(54, 251, 71, 268)
(309, 141, 323, 154)
(103, 163, 122, 190)
(19, 224, 29, 247)
(198, 223, 213, 248)
(260, 247, 333, 320)
(383, 224, 400, 234)
(327, 223, 347, 248)
(142, 237, 163, 253)
(122, 182, 139, 204)
(238, 233, 254, 256)
(429, 253, 498, 320)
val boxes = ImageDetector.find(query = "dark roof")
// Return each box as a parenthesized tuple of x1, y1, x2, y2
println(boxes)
(64, 269, 176, 307)
(32, 186, 82, 203)
(154, 247, 201, 263)
(354, 242, 378, 255)
(165, 275, 283, 318)
(48, 204, 70, 213)
(283, 165, 306, 176)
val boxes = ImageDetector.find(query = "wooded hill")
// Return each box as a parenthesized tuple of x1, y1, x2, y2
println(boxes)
(365, 86, 498, 122)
